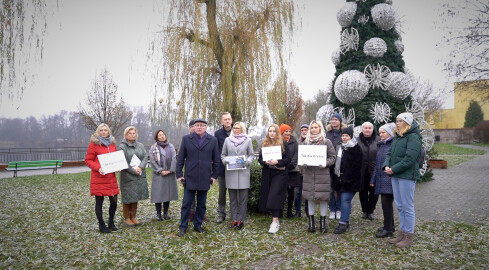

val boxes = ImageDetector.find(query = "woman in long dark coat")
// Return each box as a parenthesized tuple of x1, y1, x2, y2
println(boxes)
(358, 121, 380, 220)
(149, 129, 178, 221)
(280, 123, 300, 218)
(258, 124, 291, 234)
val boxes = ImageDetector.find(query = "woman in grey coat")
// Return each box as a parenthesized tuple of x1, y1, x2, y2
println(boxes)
(149, 129, 179, 221)
(221, 121, 254, 230)
(300, 120, 336, 233)
(119, 126, 149, 226)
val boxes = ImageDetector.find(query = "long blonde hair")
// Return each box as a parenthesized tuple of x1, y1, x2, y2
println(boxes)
(305, 120, 325, 144)
(94, 123, 112, 137)
(262, 124, 284, 151)
(394, 124, 411, 137)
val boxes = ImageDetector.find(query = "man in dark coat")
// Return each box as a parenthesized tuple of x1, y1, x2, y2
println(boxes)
(214, 112, 233, 223)
(176, 118, 220, 236)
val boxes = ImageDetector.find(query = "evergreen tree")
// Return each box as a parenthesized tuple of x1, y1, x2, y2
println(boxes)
(464, 100, 484, 128)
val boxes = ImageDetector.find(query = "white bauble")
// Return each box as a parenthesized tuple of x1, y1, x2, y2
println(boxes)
(394, 39, 404, 54)
(316, 104, 335, 127)
(385, 0, 393, 5)
(386, 72, 412, 100)
(363, 37, 387, 58)
(331, 49, 341, 65)
(336, 2, 357, 28)
(371, 4, 396, 31)
(334, 70, 369, 105)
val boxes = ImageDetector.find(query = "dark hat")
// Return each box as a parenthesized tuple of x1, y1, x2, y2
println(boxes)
(342, 126, 353, 138)
(193, 118, 207, 125)
(189, 119, 196, 127)
(331, 113, 343, 123)
(300, 124, 309, 130)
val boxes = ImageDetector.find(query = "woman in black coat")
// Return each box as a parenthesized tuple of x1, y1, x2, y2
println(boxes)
(332, 126, 363, 234)
(280, 123, 300, 218)
(358, 122, 380, 220)
(258, 124, 291, 234)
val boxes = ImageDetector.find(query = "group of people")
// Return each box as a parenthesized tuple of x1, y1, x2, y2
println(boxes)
(84, 111, 422, 248)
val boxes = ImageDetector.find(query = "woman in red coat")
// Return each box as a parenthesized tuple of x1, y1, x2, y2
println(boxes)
(84, 123, 120, 233)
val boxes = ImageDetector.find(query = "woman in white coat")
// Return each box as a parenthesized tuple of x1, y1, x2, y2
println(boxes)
(221, 121, 254, 230)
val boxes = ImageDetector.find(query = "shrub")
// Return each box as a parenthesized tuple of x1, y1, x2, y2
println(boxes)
(247, 159, 262, 212)
(474, 120, 489, 143)
(464, 100, 484, 128)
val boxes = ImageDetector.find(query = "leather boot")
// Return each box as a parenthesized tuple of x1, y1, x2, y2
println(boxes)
(131, 203, 141, 225)
(156, 204, 163, 221)
(308, 215, 315, 233)
(99, 221, 111, 233)
(319, 216, 328, 233)
(108, 218, 118, 231)
(389, 230, 405, 244)
(396, 232, 413, 248)
(123, 204, 135, 226)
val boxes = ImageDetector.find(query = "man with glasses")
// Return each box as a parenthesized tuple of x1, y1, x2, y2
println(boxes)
(214, 112, 233, 223)
(176, 118, 220, 236)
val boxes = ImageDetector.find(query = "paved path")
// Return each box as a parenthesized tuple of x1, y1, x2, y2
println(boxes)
(415, 144, 489, 225)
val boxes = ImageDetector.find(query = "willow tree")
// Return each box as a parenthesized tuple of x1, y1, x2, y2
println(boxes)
(149, 0, 295, 126)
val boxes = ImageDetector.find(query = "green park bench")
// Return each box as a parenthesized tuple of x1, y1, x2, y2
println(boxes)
(6, 160, 63, 177)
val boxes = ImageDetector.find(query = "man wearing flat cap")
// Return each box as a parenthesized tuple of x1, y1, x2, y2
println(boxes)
(176, 118, 220, 236)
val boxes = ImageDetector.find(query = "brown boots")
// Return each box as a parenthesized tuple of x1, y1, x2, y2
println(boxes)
(388, 231, 414, 248)
(123, 203, 141, 226)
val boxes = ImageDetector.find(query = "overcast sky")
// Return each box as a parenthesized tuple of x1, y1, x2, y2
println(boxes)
(0, 0, 453, 119)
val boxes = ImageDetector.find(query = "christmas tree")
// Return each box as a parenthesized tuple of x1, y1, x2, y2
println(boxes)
(317, 0, 434, 176)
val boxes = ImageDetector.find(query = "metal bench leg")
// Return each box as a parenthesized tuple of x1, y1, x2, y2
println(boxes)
(13, 170, 17, 178)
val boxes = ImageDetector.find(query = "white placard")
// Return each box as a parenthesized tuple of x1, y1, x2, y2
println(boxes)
(130, 154, 142, 175)
(98, 150, 128, 174)
(298, 145, 327, 167)
(225, 155, 246, 170)
(261, 146, 282, 161)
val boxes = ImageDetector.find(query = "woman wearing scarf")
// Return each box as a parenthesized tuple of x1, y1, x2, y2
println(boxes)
(119, 126, 149, 227)
(280, 123, 300, 219)
(221, 122, 254, 230)
(84, 123, 119, 233)
(149, 129, 179, 221)
(332, 126, 363, 234)
(358, 122, 380, 220)
(370, 123, 396, 238)
(300, 120, 336, 233)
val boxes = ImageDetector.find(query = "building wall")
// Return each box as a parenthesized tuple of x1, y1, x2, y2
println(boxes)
(432, 80, 489, 129)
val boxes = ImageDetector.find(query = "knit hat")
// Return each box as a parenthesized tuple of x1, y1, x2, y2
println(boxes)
(331, 113, 343, 123)
(361, 121, 373, 129)
(397, 112, 413, 125)
(189, 119, 195, 127)
(280, 123, 292, 134)
(300, 124, 309, 130)
(342, 126, 353, 138)
(379, 122, 395, 137)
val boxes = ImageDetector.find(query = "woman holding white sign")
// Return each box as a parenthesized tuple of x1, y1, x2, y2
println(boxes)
(221, 121, 254, 230)
(258, 124, 291, 234)
(119, 126, 149, 227)
(84, 123, 119, 233)
(300, 120, 336, 233)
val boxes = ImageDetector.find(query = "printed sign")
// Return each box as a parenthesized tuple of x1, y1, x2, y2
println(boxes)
(225, 155, 246, 170)
(261, 146, 282, 161)
(98, 150, 128, 174)
(298, 145, 327, 167)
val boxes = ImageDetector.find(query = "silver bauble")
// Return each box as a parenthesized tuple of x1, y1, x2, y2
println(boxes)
(385, 0, 393, 5)
(331, 49, 341, 65)
(371, 4, 396, 31)
(363, 37, 388, 58)
(394, 40, 404, 54)
(336, 2, 357, 28)
(386, 72, 412, 100)
(316, 104, 335, 127)
(334, 70, 369, 105)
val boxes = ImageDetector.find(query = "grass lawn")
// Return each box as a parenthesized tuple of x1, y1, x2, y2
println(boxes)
(432, 143, 486, 168)
(1, 171, 488, 269)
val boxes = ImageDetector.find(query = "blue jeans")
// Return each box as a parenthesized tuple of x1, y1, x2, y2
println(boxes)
(339, 191, 356, 224)
(179, 188, 208, 230)
(391, 177, 416, 233)
(329, 190, 341, 212)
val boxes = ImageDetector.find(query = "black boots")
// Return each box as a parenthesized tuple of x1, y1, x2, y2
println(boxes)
(334, 222, 349, 234)
(308, 215, 315, 233)
(99, 221, 111, 233)
(319, 216, 327, 233)
(108, 218, 118, 231)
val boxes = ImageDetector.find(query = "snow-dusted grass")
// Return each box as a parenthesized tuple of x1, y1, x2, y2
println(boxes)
(1, 171, 488, 269)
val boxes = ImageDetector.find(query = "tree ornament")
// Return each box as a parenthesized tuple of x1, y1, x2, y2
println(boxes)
(337, 2, 357, 28)
(364, 63, 391, 89)
(343, 108, 356, 126)
(371, 4, 396, 31)
(419, 120, 435, 152)
(340, 28, 359, 54)
(334, 70, 369, 105)
(386, 72, 412, 99)
(316, 104, 335, 126)
(394, 39, 404, 54)
(370, 102, 392, 124)
(358, 15, 369, 25)
(363, 37, 387, 58)
(331, 49, 341, 65)
(404, 99, 425, 124)
(385, 0, 393, 5)
(353, 125, 362, 138)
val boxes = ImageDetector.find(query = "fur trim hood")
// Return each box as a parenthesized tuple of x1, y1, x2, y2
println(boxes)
(90, 134, 116, 145)
(326, 122, 347, 131)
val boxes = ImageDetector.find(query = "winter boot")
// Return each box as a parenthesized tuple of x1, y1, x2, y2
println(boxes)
(319, 216, 328, 233)
(99, 221, 111, 233)
(396, 232, 414, 248)
(131, 203, 141, 225)
(108, 219, 118, 231)
(308, 215, 316, 233)
(155, 203, 163, 221)
(334, 223, 348, 234)
(389, 230, 405, 244)
(123, 204, 135, 226)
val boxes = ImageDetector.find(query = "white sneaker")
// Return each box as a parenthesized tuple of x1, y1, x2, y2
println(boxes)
(268, 221, 280, 234)
(329, 211, 336, 219)
(336, 210, 341, 220)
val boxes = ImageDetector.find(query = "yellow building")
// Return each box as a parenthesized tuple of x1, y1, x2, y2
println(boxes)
(431, 80, 489, 129)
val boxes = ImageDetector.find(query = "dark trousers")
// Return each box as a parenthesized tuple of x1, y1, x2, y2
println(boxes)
(381, 194, 395, 231)
(95, 195, 117, 224)
(359, 184, 379, 214)
(294, 176, 303, 213)
(180, 189, 208, 230)
(217, 176, 227, 218)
